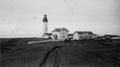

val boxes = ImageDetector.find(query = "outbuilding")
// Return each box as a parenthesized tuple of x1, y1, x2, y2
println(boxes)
(73, 31, 94, 40)
(42, 33, 52, 39)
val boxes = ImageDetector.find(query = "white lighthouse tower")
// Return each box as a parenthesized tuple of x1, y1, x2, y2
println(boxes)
(42, 14, 52, 38)
(43, 14, 48, 34)
(42, 14, 51, 38)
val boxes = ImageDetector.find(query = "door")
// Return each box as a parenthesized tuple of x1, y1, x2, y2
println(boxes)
(53, 34, 58, 40)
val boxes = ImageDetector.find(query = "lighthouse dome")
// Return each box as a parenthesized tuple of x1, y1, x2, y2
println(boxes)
(43, 14, 48, 22)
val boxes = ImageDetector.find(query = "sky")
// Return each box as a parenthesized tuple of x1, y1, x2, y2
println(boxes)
(0, 0, 120, 37)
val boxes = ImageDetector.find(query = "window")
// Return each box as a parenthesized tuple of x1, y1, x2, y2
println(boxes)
(62, 36, 65, 38)
(62, 32, 64, 34)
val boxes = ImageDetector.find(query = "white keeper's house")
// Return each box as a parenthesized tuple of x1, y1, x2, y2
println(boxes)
(52, 28, 69, 40)
(73, 31, 94, 40)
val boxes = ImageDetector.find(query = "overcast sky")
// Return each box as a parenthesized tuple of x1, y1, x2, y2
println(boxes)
(0, 0, 120, 37)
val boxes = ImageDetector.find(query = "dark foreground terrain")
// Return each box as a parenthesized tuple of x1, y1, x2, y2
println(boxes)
(0, 38, 120, 67)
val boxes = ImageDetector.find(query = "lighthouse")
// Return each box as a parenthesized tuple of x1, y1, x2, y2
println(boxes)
(43, 14, 48, 34)
(42, 14, 52, 38)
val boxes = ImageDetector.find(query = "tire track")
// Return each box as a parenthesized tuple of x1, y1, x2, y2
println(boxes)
(38, 46, 63, 67)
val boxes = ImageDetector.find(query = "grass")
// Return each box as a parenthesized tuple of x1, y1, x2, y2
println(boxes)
(0, 38, 47, 54)
(0, 38, 120, 67)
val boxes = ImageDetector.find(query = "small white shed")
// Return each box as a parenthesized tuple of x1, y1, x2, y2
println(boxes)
(52, 28, 69, 40)
(42, 33, 52, 39)
(73, 31, 94, 40)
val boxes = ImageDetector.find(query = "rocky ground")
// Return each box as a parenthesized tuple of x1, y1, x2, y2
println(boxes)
(0, 39, 120, 67)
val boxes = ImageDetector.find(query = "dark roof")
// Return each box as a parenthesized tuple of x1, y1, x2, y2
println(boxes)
(43, 33, 52, 35)
(68, 34, 73, 36)
(104, 35, 119, 37)
(52, 28, 69, 32)
(74, 31, 93, 34)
